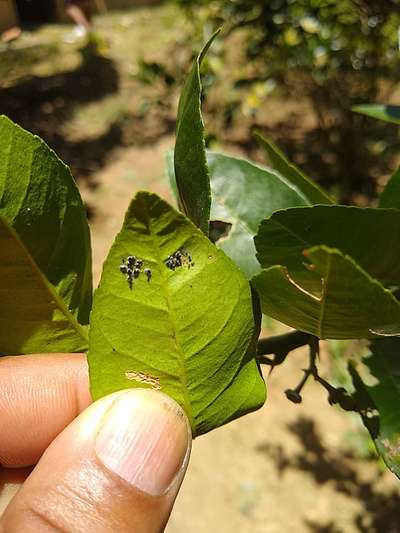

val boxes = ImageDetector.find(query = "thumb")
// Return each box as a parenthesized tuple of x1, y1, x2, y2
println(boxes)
(1, 389, 191, 533)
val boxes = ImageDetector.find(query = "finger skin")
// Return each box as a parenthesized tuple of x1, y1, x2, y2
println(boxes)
(0, 354, 91, 467)
(0, 390, 191, 533)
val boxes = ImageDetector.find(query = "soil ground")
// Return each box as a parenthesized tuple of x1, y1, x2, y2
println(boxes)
(1, 4, 399, 531)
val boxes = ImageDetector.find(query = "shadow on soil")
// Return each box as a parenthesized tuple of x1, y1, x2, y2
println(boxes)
(257, 416, 400, 533)
(0, 46, 122, 185)
(1, 42, 177, 190)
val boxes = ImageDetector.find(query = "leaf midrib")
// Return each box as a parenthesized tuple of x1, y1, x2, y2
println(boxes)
(317, 253, 332, 339)
(1, 216, 88, 343)
(142, 206, 196, 432)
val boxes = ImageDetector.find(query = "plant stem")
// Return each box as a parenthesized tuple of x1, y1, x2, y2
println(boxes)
(284, 335, 319, 403)
(257, 330, 311, 366)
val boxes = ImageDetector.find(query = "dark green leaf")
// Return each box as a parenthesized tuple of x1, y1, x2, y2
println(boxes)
(88, 192, 266, 436)
(252, 245, 400, 339)
(350, 339, 400, 479)
(174, 31, 220, 235)
(0, 215, 88, 355)
(254, 131, 334, 205)
(379, 166, 400, 209)
(0, 116, 92, 327)
(255, 205, 400, 287)
(352, 104, 400, 125)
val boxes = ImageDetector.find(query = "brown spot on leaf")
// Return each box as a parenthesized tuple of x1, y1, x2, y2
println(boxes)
(125, 370, 161, 390)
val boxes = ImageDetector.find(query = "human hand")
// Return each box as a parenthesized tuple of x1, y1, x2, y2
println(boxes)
(0, 354, 191, 532)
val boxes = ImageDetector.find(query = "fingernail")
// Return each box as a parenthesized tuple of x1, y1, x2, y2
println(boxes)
(95, 389, 191, 496)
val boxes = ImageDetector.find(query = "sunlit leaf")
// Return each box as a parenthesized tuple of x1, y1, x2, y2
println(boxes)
(174, 30, 220, 235)
(352, 104, 400, 125)
(88, 192, 266, 436)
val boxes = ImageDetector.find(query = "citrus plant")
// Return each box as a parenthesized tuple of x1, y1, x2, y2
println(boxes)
(172, 0, 400, 202)
(2, 34, 400, 478)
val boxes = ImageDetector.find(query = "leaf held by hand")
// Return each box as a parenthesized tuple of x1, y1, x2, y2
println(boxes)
(88, 192, 266, 436)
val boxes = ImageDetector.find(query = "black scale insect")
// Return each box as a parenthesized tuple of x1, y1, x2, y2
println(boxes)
(119, 255, 152, 288)
(165, 249, 194, 271)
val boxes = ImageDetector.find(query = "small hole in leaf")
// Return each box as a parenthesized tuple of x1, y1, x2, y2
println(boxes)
(209, 220, 232, 243)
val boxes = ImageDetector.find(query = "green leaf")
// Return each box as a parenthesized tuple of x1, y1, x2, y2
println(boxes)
(350, 339, 400, 479)
(379, 166, 400, 209)
(254, 131, 334, 205)
(207, 151, 311, 278)
(167, 150, 312, 278)
(252, 245, 400, 340)
(352, 104, 400, 125)
(174, 30, 220, 235)
(255, 205, 400, 287)
(88, 192, 266, 436)
(0, 116, 92, 327)
(0, 215, 88, 355)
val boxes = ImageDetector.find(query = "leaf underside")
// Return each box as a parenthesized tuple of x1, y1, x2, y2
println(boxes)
(255, 205, 400, 288)
(0, 216, 88, 354)
(0, 115, 92, 325)
(352, 104, 400, 125)
(207, 151, 311, 278)
(351, 339, 400, 479)
(88, 192, 266, 437)
(252, 245, 400, 340)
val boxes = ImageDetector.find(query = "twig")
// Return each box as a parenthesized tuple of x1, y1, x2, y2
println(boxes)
(284, 336, 318, 403)
(257, 330, 311, 367)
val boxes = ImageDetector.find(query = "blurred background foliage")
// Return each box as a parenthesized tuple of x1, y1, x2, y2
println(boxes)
(160, 0, 400, 203)
(2, 0, 400, 204)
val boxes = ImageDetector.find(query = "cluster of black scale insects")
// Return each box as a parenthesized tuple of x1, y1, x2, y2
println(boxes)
(165, 249, 194, 270)
(120, 256, 151, 289)
(120, 250, 194, 289)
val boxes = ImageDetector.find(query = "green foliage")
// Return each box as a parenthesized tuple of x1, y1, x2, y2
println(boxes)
(175, 0, 400, 90)
(88, 192, 266, 436)
(3, 31, 400, 485)
(255, 206, 400, 287)
(351, 339, 400, 478)
(352, 104, 400, 125)
(207, 151, 313, 278)
(173, 0, 400, 202)
(0, 116, 92, 325)
(174, 31, 220, 235)
(253, 245, 400, 339)
(379, 167, 400, 208)
(0, 216, 88, 354)
(254, 132, 334, 205)
(252, 206, 400, 338)
(0, 115, 91, 354)
(168, 150, 313, 278)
